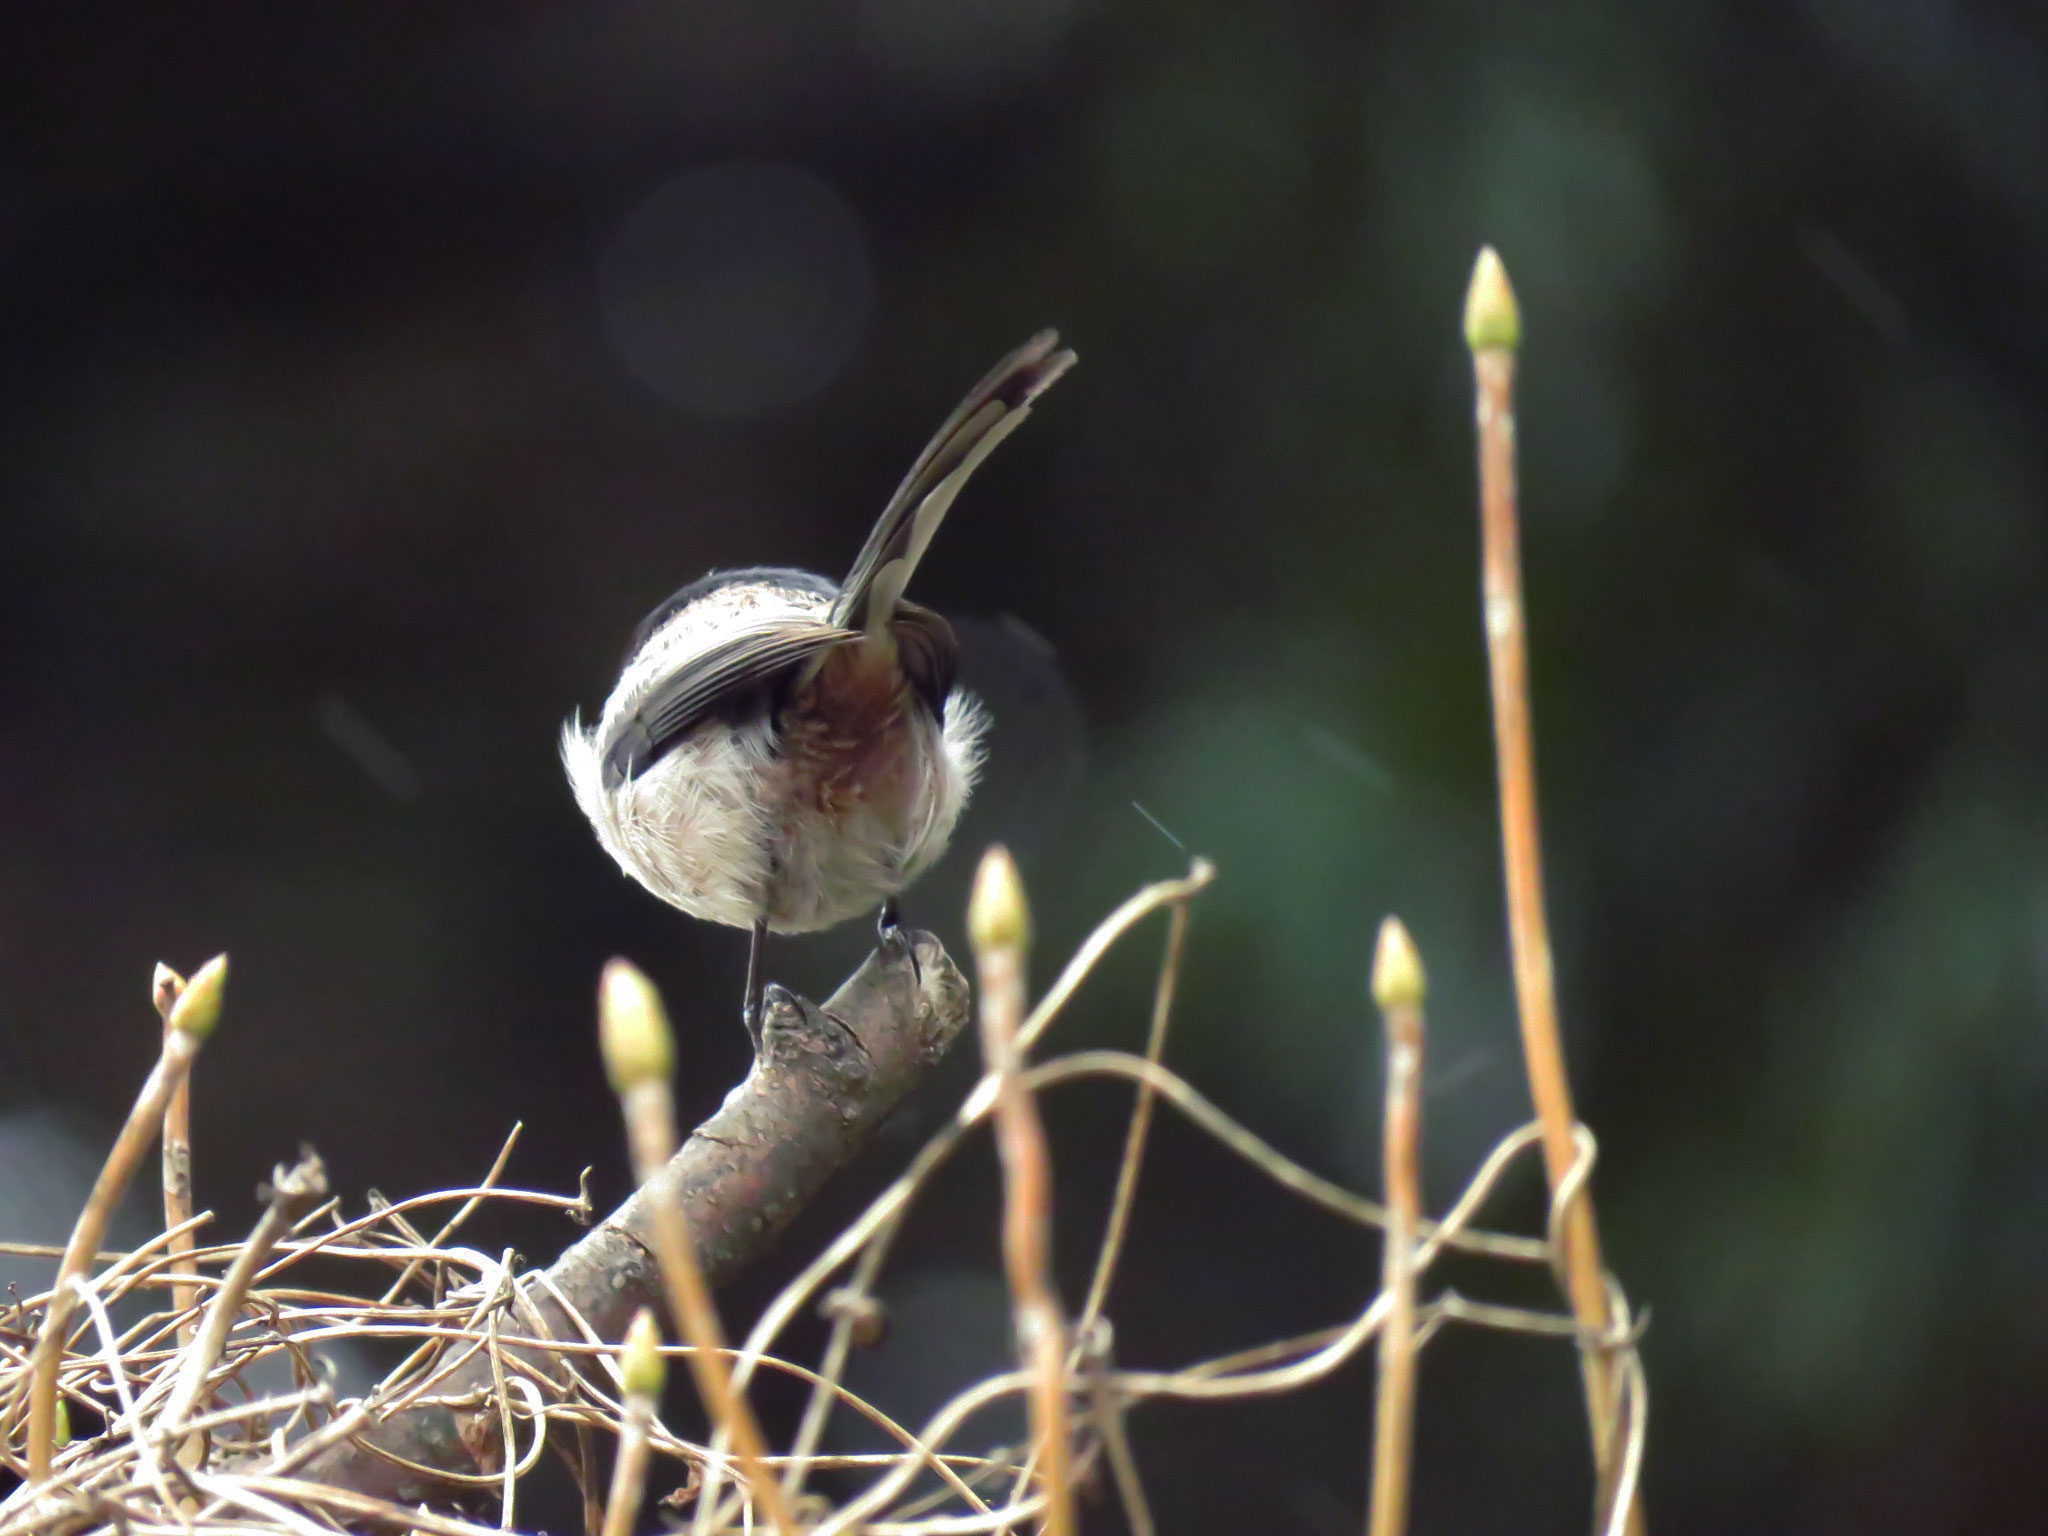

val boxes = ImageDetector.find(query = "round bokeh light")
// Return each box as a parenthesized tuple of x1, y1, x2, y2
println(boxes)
(598, 161, 874, 419)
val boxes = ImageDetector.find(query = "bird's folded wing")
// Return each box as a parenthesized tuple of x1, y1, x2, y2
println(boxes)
(602, 622, 859, 787)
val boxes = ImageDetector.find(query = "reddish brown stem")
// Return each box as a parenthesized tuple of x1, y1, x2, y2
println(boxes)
(616, 1074, 790, 1536)
(1472, 315, 1635, 1528)
(972, 850, 1074, 1536)
(1366, 939, 1424, 1536)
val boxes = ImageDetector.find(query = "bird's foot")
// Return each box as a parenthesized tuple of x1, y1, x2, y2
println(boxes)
(875, 896, 921, 982)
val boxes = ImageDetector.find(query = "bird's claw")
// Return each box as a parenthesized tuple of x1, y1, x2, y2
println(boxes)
(875, 897, 921, 982)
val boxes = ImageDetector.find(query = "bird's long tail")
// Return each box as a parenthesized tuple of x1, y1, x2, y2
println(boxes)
(831, 330, 1075, 635)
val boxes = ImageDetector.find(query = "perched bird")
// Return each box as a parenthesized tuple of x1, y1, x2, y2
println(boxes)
(563, 331, 1075, 1039)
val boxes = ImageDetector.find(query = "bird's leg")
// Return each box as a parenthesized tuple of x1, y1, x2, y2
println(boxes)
(876, 896, 920, 982)
(742, 916, 769, 1053)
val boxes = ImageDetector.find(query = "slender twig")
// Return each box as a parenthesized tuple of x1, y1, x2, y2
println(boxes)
(378, 1123, 524, 1306)
(1366, 919, 1425, 1536)
(600, 1310, 663, 1536)
(969, 846, 1073, 1536)
(1412, 1290, 1587, 1348)
(1079, 1321, 1153, 1536)
(22, 954, 226, 1484)
(158, 1152, 329, 1462)
(1077, 871, 1203, 1332)
(598, 959, 797, 1536)
(71, 1275, 147, 1452)
(780, 1282, 882, 1501)
(152, 964, 199, 1345)
(1465, 245, 1636, 1527)
(574, 1422, 605, 1536)
(783, 1263, 993, 1520)
(1114, 1119, 1551, 1405)
(235, 1475, 521, 1536)
(1014, 861, 1215, 1059)
(486, 1307, 519, 1529)
(1601, 1343, 1650, 1536)
(1027, 1054, 1546, 1262)
(811, 1371, 1033, 1536)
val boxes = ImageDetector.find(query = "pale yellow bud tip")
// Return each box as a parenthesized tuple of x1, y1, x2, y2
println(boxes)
(1463, 246, 1522, 354)
(967, 844, 1030, 953)
(620, 1307, 667, 1398)
(598, 959, 674, 1092)
(1370, 917, 1426, 1011)
(53, 1397, 71, 1450)
(167, 954, 228, 1041)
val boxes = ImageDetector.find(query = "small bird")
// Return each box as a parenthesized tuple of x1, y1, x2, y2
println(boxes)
(563, 331, 1075, 1040)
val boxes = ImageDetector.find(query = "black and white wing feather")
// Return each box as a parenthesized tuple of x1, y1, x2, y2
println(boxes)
(600, 621, 857, 788)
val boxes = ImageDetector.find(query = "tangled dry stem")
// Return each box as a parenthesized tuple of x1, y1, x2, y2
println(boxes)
(0, 855, 1645, 1536)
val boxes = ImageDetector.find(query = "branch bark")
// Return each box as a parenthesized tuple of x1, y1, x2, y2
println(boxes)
(298, 931, 969, 1502)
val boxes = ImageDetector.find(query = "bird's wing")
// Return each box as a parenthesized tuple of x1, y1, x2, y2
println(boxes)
(831, 330, 1076, 634)
(602, 621, 858, 787)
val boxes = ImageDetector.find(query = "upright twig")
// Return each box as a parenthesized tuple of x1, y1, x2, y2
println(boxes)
(22, 953, 226, 1484)
(152, 964, 200, 1344)
(968, 846, 1073, 1536)
(1464, 246, 1635, 1522)
(598, 959, 795, 1536)
(600, 1308, 664, 1536)
(1366, 918, 1425, 1536)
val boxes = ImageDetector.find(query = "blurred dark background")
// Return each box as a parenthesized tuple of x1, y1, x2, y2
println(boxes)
(6, 2, 2048, 1531)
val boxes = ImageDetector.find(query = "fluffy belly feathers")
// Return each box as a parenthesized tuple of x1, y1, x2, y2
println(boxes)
(562, 678, 985, 933)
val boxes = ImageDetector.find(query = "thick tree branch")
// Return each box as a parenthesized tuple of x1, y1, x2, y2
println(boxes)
(299, 931, 968, 1502)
